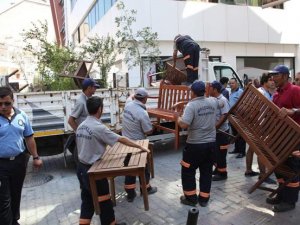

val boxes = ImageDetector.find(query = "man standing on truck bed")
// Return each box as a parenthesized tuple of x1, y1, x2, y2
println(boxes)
(173, 34, 201, 85)
(0, 87, 43, 225)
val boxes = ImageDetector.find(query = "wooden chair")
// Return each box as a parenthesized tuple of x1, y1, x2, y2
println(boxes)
(218, 84, 300, 195)
(147, 82, 191, 149)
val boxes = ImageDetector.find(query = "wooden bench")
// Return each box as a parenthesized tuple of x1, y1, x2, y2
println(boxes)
(147, 82, 191, 149)
(219, 84, 300, 195)
(88, 140, 150, 214)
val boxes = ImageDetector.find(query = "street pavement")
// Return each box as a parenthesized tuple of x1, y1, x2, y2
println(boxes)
(20, 138, 300, 225)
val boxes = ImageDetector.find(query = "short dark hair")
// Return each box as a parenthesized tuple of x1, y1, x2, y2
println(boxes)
(86, 96, 103, 115)
(260, 73, 271, 86)
(220, 77, 229, 85)
(0, 87, 13, 99)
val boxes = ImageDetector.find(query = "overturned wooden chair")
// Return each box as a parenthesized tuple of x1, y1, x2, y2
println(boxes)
(218, 84, 300, 196)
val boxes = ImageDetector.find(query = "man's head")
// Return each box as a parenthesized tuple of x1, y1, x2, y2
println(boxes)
(209, 80, 222, 97)
(191, 81, 206, 97)
(295, 72, 300, 86)
(86, 96, 103, 117)
(82, 78, 100, 97)
(260, 73, 274, 90)
(134, 88, 148, 104)
(0, 87, 14, 117)
(174, 34, 182, 42)
(220, 77, 229, 88)
(268, 65, 290, 88)
(229, 78, 238, 91)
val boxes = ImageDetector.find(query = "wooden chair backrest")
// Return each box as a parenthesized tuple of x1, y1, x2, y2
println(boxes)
(229, 84, 300, 169)
(157, 83, 191, 111)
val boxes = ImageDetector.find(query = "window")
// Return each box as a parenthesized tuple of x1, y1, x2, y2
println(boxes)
(72, 0, 117, 44)
(214, 66, 243, 87)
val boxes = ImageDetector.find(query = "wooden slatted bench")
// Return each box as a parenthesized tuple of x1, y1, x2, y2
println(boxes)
(147, 82, 191, 149)
(219, 84, 300, 195)
(88, 140, 150, 214)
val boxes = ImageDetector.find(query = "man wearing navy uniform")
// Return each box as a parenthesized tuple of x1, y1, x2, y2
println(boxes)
(173, 34, 201, 84)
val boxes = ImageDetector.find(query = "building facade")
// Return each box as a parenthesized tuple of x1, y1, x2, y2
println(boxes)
(0, 0, 55, 89)
(64, 0, 300, 87)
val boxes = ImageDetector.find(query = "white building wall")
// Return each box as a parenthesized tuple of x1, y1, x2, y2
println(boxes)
(66, 0, 300, 86)
(0, 0, 55, 88)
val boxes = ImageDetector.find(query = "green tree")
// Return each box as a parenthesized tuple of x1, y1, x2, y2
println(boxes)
(115, 1, 161, 86)
(81, 35, 117, 88)
(22, 21, 79, 91)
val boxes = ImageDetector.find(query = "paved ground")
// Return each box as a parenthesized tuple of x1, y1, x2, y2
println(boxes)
(20, 138, 300, 225)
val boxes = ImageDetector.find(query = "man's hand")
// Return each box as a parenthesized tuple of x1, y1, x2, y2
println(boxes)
(140, 146, 150, 153)
(32, 158, 43, 169)
(279, 107, 295, 117)
(292, 150, 300, 158)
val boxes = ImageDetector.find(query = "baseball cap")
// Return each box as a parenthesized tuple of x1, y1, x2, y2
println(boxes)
(210, 81, 222, 92)
(134, 88, 148, 98)
(268, 65, 290, 75)
(82, 78, 100, 89)
(191, 81, 206, 95)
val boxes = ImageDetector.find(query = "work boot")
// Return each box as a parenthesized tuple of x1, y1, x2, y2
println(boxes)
(236, 153, 245, 158)
(199, 201, 208, 207)
(212, 174, 227, 181)
(266, 196, 281, 205)
(180, 196, 197, 206)
(212, 167, 218, 175)
(140, 186, 158, 195)
(244, 171, 260, 177)
(272, 202, 295, 212)
(262, 177, 277, 184)
(147, 186, 158, 195)
(126, 191, 137, 202)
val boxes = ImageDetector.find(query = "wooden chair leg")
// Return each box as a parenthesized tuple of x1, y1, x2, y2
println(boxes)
(148, 142, 154, 178)
(174, 122, 179, 150)
(139, 170, 149, 211)
(109, 177, 116, 206)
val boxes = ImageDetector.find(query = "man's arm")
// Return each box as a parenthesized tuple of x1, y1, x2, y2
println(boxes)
(216, 114, 227, 128)
(173, 50, 178, 65)
(118, 136, 150, 153)
(68, 116, 78, 131)
(25, 135, 42, 168)
(178, 116, 189, 129)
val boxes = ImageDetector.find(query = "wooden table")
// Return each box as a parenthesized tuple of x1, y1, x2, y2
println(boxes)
(88, 140, 150, 214)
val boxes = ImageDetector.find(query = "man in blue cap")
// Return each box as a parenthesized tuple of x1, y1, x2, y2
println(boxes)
(67, 78, 100, 164)
(266, 65, 300, 212)
(177, 81, 218, 207)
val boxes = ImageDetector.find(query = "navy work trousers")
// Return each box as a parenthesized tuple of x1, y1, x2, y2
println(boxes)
(76, 162, 115, 225)
(0, 153, 29, 225)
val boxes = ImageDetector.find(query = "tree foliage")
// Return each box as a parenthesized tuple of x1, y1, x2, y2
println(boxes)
(115, 1, 161, 73)
(22, 21, 79, 91)
(81, 35, 117, 88)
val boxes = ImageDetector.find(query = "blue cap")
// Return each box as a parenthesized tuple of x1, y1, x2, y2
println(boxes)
(82, 78, 100, 89)
(134, 88, 148, 98)
(191, 81, 206, 95)
(210, 80, 222, 92)
(269, 65, 290, 75)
